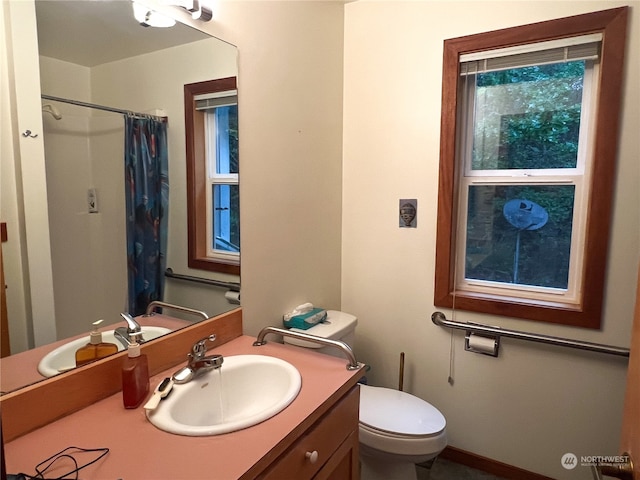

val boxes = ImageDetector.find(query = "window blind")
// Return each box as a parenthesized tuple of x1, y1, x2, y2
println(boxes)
(460, 33, 602, 75)
(195, 90, 238, 110)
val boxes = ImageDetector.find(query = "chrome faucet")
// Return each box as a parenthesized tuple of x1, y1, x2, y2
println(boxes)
(114, 312, 144, 348)
(172, 334, 224, 384)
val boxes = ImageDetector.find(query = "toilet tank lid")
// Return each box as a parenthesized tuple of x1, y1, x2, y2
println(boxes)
(360, 384, 446, 436)
(283, 310, 357, 348)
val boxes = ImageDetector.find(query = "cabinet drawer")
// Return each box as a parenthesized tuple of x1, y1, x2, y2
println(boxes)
(260, 386, 359, 480)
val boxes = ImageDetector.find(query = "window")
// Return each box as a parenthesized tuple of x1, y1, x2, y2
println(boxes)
(434, 8, 628, 328)
(185, 78, 240, 274)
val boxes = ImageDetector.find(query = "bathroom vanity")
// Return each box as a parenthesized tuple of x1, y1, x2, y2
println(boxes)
(2, 309, 363, 479)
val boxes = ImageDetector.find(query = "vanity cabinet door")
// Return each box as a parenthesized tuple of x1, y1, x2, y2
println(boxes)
(313, 430, 359, 480)
(259, 386, 359, 480)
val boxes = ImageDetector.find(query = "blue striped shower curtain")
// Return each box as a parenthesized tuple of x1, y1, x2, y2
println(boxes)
(124, 116, 169, 316)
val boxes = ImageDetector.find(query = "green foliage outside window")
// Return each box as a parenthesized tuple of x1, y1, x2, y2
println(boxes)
(472, 61, 584, 170)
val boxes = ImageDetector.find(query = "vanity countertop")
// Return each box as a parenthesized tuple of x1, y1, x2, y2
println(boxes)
(1, 315, 189, 393)
(4, 335, 363, 479)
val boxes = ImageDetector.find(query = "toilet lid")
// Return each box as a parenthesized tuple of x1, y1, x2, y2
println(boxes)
(359, 385, 446, 436)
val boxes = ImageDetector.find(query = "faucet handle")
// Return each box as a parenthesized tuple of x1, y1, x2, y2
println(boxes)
(191, 334, 217, 359)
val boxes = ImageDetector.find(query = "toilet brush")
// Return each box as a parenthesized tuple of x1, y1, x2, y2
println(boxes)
(398, 352, 405, 391)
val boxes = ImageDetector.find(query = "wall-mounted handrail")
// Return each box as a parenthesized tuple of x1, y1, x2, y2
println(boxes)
(165, 268, 240, 291)
(432, 311, 630, 358)
(145, 301, 210, 321)
(253, 326, 364, 371)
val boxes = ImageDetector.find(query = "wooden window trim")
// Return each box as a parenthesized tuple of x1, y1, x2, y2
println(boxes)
(434, 7, 628, 329)
(185, 77, 240, 275)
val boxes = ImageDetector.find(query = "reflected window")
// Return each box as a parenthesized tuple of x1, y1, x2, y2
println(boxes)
(203, 98, 239, 259)
(185, 78, 240, 274)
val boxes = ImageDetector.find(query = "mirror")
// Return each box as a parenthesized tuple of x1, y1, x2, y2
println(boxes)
(1, 0, 239, 394)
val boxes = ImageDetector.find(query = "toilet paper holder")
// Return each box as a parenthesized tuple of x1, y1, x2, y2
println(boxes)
(465, 329, 500, 357)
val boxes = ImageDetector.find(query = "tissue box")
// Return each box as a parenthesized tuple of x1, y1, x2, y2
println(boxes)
(283, 308, 327, 330)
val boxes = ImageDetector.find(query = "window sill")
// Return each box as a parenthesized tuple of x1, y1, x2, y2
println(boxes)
(434, 289, 599, 329)
(188, 257, 240, 276)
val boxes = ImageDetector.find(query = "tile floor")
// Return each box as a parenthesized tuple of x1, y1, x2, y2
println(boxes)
(418, 458, 509, 480)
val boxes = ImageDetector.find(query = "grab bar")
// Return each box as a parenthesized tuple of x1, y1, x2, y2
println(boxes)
(253, 326, 364, 371)
(165, 268, 240, 291)
(144, 301, 210, 321)
(432, 311, 630, 358)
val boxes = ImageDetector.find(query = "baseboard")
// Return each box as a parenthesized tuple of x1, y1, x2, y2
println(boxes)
(440, 446, 556, 480)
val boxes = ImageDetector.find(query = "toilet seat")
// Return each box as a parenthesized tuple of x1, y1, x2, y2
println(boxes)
(359, 384, 447, 456)
(360, 384, 446, 436)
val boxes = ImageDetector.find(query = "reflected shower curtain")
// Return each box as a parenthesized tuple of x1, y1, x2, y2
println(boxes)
(124, 116, 169, 316)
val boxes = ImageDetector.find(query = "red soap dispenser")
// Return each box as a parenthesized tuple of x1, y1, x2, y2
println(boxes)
(122, 341, 149, 408)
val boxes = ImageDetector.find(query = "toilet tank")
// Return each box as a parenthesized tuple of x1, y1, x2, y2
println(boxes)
(283, 310, 357, 358)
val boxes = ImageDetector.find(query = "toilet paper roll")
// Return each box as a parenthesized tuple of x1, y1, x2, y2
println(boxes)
(466, 334, 497, 355)
(224, 290, 241, 305)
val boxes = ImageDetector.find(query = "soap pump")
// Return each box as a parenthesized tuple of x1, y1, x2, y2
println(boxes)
(122, 339, 150, 409)
(75, 319, 119, 367)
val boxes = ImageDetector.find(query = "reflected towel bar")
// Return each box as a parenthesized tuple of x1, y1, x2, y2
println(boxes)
(165, 268, 240, 291)
(145, 300, 209, 321)
(431, 311, 629, 358)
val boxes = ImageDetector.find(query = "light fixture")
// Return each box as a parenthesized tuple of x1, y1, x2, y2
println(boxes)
(190, 1, 213, 22)
(132, 0, 212, 28)
(171, 0, 213, 21)
(132, 2, 176, 28)
(171, 0, 198, 12)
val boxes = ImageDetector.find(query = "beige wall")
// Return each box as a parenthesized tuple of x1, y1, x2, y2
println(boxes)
(39, 57, 96, 339)
(2, 0, 56, 349)
(186, 1, 346, 335)
(343, 1, 639, 479)
(0, 1, 33, 353)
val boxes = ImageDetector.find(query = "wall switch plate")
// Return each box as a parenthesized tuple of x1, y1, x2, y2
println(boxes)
(87, 187, 99, 213)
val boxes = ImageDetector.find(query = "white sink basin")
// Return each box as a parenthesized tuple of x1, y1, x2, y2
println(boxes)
(147, 354, 302, 436)
(37, 326, 171, 377)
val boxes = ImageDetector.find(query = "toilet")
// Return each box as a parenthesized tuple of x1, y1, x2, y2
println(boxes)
(283, 310, 447, 480)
